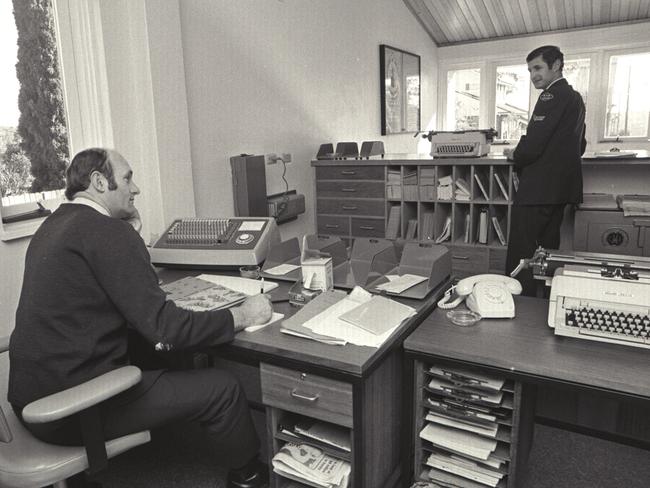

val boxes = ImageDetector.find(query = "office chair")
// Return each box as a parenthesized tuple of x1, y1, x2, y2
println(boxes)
(0, 335, 151, 487)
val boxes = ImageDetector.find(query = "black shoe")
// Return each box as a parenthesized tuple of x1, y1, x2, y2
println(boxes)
(226, 460, 269, 488)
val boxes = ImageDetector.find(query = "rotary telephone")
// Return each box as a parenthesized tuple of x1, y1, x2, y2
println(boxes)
(437, 274, 522, 318)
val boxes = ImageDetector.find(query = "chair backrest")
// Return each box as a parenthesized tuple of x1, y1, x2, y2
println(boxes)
(0, 336, 14, 443)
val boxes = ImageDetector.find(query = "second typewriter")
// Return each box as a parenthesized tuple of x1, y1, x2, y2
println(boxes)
(523, 248, 650, 349)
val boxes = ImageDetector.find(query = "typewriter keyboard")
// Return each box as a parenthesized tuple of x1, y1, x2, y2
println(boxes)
(564, 302, 650, 346)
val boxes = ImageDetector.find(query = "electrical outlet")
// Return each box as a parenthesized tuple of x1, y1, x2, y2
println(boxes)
(281, 153, 292, 163)
(265, 153, 277, 165)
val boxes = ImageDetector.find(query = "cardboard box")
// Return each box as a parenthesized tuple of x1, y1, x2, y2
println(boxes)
(301, 256, 333, 292)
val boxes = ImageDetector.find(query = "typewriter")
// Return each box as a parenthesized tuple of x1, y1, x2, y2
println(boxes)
(513, 248, 650, 349)
(422, 129, 498, 158)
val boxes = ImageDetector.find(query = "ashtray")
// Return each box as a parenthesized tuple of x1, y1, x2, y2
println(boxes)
(447, 310, 481, 327)
(239, 265, 260, 279)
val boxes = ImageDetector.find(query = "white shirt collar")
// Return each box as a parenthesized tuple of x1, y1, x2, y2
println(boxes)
(67, 197, 111, 217)
(545, 77, 564, 90)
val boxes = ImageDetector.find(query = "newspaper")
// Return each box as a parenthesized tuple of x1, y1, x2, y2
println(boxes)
(272, 442, 350, 488)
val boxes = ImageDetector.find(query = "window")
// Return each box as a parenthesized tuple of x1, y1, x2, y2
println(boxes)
(563, 58, 590, 107)
(0, 0, 69, 232)
(446, 68, 480, 130)
(495, 64, 530, 142)
(605, 52, 650, 139)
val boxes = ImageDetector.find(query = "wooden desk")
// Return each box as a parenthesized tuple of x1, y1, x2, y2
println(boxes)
(159, 269, 448, 488)
(403, 296, 650, 488)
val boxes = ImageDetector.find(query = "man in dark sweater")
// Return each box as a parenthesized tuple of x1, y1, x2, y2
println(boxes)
(504, 45, 586, 296)
(9, 148, 270, 488)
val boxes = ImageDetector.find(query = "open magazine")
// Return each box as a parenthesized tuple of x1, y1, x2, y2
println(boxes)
(272, 442, 350, 488)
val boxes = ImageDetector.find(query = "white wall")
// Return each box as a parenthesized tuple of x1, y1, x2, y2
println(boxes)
(178, 0, 438, 240)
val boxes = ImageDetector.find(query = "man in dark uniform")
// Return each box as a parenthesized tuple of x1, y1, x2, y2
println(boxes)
(9, 148, 270, 487)
(504, 45, 586, 296)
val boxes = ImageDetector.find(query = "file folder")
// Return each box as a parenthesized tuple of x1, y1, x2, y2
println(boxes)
(367, 242, 451, 299)
(333, 237, 399, 289)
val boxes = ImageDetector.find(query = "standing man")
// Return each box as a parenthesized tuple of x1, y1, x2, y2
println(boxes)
(504, 45, 586, 296)
(9, 148, 270, 488)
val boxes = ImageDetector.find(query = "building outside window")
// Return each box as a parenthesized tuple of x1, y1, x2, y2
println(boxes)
(446, 68, 480, 130)
(605, 52, 650, 139)
(495, 64, 530, 142)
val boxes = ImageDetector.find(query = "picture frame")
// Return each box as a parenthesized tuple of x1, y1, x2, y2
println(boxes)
(380, 44, 421, 135)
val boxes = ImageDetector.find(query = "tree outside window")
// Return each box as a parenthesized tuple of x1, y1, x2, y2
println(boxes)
(1, 0, 68, 207)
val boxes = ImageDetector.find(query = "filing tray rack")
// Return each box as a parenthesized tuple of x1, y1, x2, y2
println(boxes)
(413, 362, 526, 488)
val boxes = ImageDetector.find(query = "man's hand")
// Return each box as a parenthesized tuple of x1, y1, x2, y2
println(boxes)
(124, 207, 142, 233)
(503, 148, 515, 161)
(230, 294, 273, 332)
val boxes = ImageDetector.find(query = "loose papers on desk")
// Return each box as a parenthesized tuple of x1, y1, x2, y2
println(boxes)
(373, 274, 427, 294)
(264, 263, 301, 276)
(280, 287, 416, 347)
(162, 274, 282, 331)
(271, 442, 350, 488)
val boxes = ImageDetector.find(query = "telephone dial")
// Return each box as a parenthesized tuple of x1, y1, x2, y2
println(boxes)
(437, 274, 522, 318)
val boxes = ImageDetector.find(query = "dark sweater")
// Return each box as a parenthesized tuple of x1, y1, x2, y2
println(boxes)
(9, 204, 235, 409)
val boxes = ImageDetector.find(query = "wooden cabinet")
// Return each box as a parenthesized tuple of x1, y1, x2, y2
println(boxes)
(313, 157, 514, 276)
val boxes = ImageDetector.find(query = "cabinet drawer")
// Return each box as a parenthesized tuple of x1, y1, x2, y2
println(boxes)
(449, 246, 489, 272)
(316, 215, 349, 236)
(351, 217, 385, 238)
(489, 248, 507, 273)
(260, 363, 353, 428)
(317, 198, 385, 217)
(316, 166, 384, 180)
(316, 181, 385, 198)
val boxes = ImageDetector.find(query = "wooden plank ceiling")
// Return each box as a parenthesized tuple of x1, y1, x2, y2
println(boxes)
(404, 0, 650, 46)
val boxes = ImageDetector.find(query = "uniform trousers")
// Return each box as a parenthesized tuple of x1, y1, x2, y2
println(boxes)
(16, 367, 261, 470)
(505, 203, 566, 297)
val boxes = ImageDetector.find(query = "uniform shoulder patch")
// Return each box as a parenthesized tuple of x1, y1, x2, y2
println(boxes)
(540, 92, 554, 102)
(533, 115, 545, 122)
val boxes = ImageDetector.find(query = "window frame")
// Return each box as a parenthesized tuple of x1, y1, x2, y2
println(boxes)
(599, 47, 650, 143)
(1, 0, 113, 241)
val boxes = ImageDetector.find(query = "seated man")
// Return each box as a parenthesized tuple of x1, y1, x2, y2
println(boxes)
(8, 147, 271, 488)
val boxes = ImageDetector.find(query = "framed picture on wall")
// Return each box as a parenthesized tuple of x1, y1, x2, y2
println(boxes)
(380, 44, 421, 135)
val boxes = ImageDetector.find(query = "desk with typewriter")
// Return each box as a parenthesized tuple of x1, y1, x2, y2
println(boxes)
(404, 295, 650, 488)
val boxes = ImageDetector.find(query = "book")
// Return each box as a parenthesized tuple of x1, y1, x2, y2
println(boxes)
(405, 219, 418, 240)
(386, 205, 401, 239)
(463, 213, 471, 243)
(478, 210, 488, 244)
(473, 173, 489, 200)
(491, 216, 507, 246)
(493, 172, 509, 200)
(339, 295, 415, 335)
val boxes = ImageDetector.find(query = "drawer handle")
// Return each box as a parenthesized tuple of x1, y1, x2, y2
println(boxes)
(359, 225, 375, 230)
(341, 205, 358, 210)
(452, 255, 469, 260)
(340, 170, 356, 175)
(325, 224, 339, 229)
(341, 188, 356, 193)
(290, 389, 319, 402)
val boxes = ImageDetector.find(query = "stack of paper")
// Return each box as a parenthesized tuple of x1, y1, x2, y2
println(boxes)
(418, 364, 511, 488)
(617, 194, 650, 217)
(437, 175, 453, 200)
(420, 167, 435, 185)
(421, 212, 435, 240)
(455, 178, 470, 201)
(386, 206, 401, 239)
(435, 216, 451, 243)
(272, 442, 350, 488)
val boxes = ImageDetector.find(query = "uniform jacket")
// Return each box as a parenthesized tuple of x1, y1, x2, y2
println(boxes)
(9, 204, 236, 409)
(512, 78, 586, 205)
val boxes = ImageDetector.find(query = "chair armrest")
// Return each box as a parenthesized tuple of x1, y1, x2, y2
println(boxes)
(22, 366, 142, 424)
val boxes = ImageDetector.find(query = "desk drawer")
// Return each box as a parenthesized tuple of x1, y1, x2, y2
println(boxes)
(316, 215, 349, 236)
(351, 217, 385, 238)
(260, 363, 353, 428)
(316, 181, 385, 199)
(449, 246, 488, 272)
(317, 198, 385, 217)
(316, 166, 384, 180)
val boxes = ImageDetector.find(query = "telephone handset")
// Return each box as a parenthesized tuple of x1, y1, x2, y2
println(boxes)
(437, 274, 522, 318)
